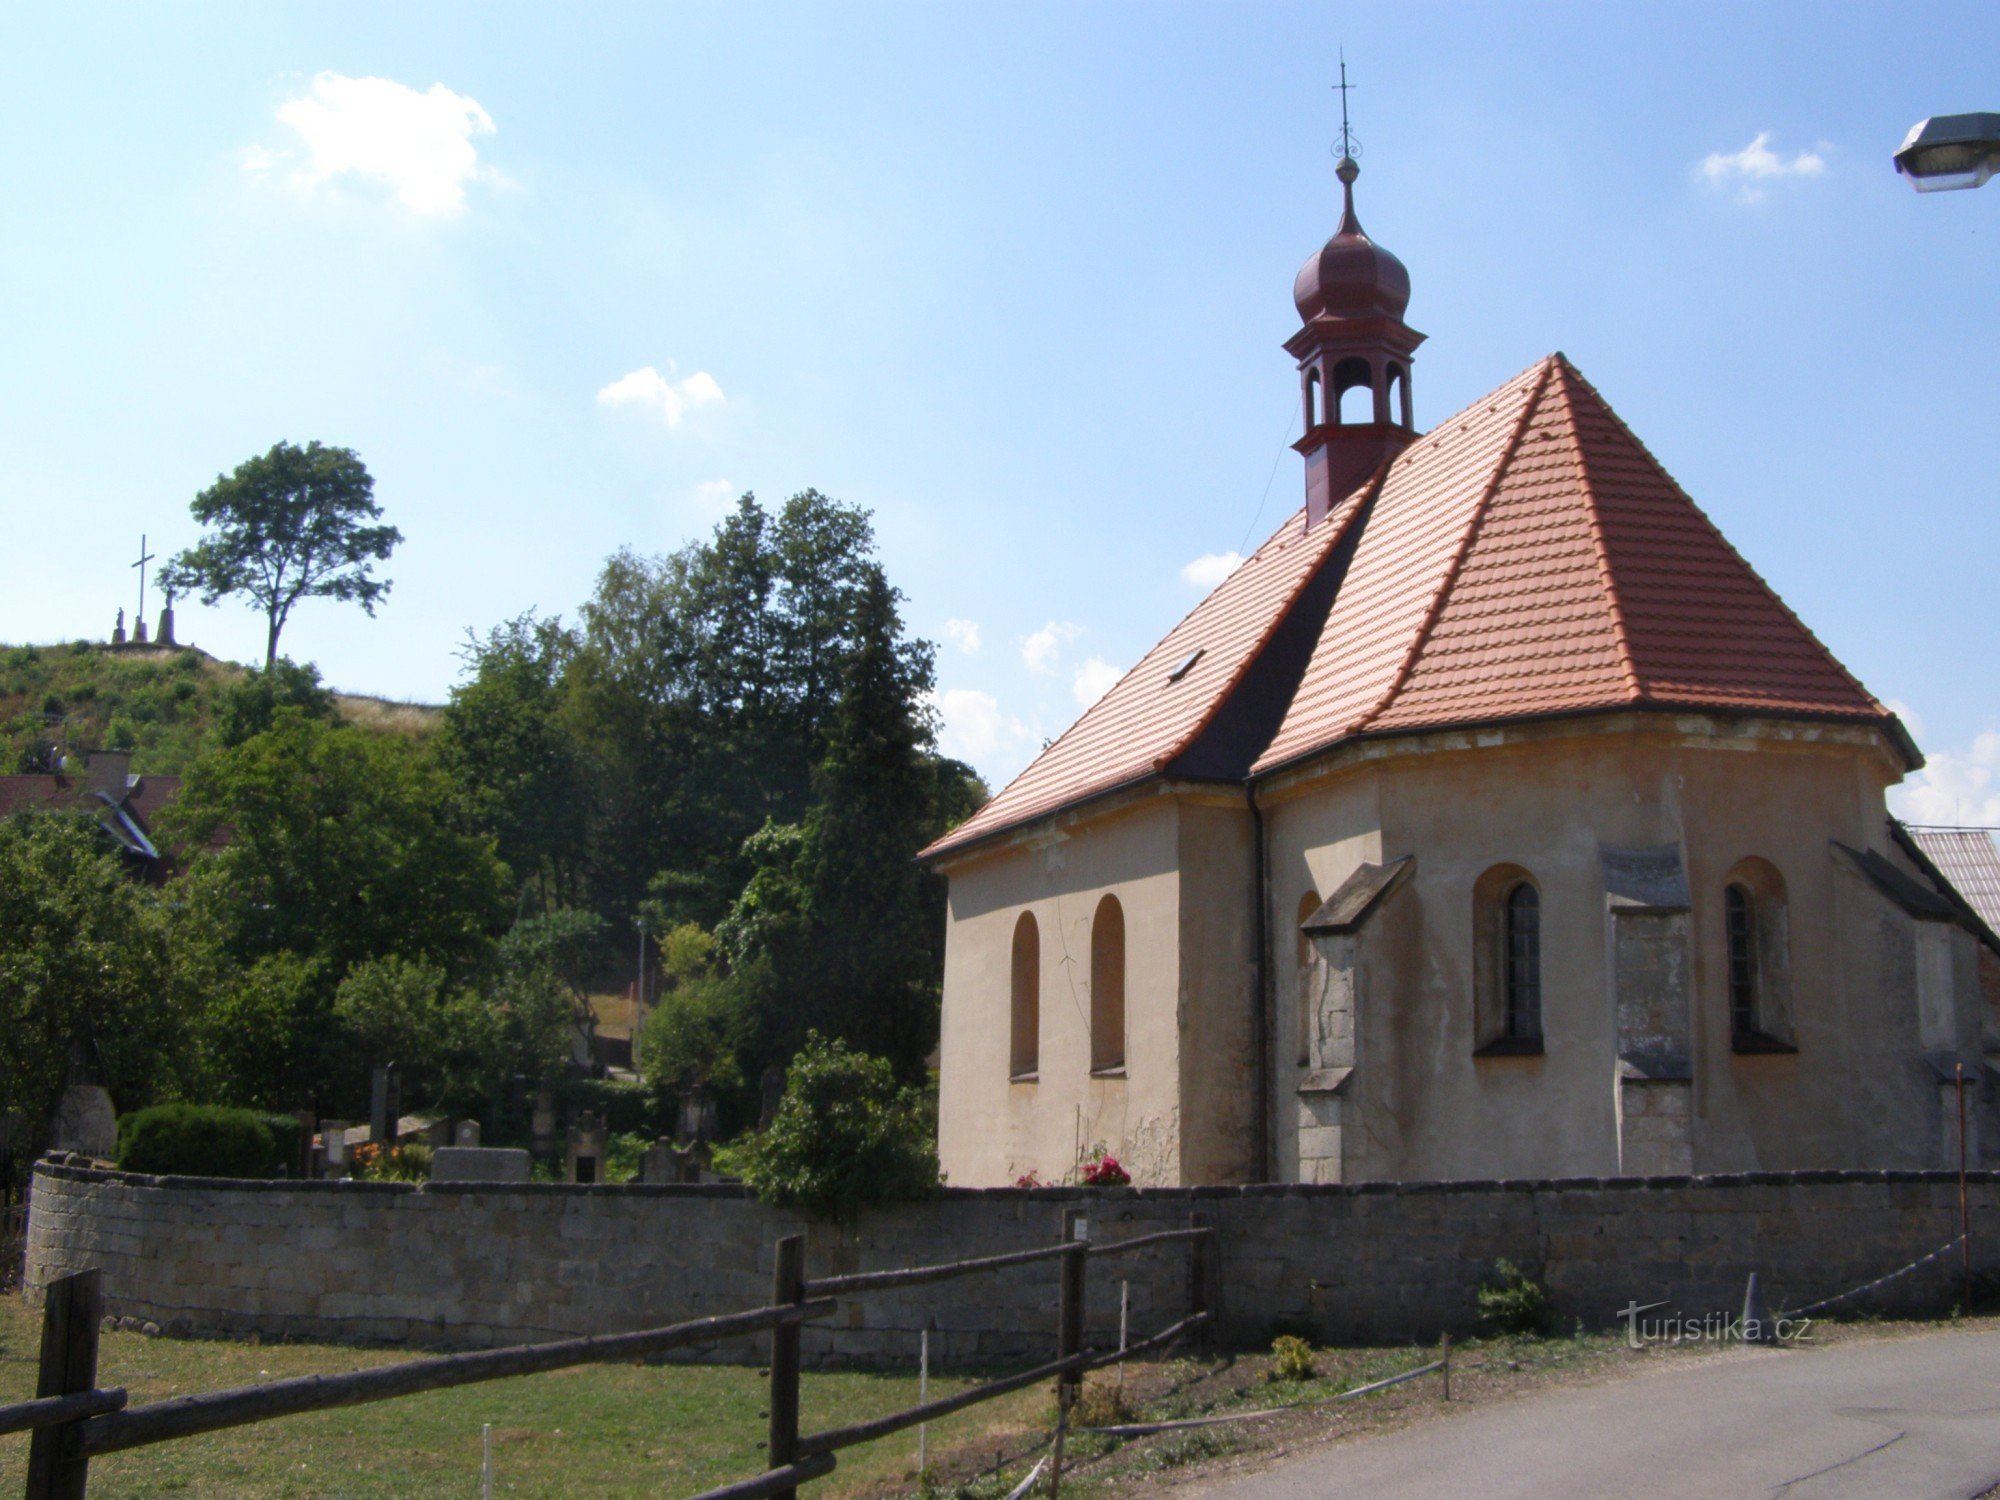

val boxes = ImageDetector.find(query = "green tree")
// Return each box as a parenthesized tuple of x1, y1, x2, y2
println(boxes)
(718, 569, 953, 1075)
(714, 1032, 939, 1220)
(212, 657, 337, 749)
(164, 709, 512, 983)
(160, 441, 401, 668)
(438, 614, 589, 907)
(636, 924, 751, 1093)
(0, 814, 182, 1178)
(190, 951, 332, 1112)
(333, 956, 506, 1116)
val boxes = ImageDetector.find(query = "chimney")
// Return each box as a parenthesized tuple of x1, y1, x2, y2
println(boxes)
(85, 750, 132, 801)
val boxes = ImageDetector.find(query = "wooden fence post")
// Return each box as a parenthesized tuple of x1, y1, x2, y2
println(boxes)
(1048, 1209, 1088, 1498)
(25, 1268, 102, 1500)
(765, 1235, 805, 1500)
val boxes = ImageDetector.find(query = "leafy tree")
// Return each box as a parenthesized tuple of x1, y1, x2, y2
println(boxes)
(333, 956, 506, 1116)
(212, 657, 337, 749)
(164, 709, 512, 984)
(439, 615, 589, 908)
(0, 814, 181, 1179)
(497, 909, 606, 1034)
(188, 952, 331, 1111)
(160, 441, 401, 668)
(636, 924, 751, 1093)
(714, 1033, 939, 1220)
(719, 569, 954, 1075)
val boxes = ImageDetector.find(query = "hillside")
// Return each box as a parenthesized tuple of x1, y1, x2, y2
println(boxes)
(0, 641, 441, 775)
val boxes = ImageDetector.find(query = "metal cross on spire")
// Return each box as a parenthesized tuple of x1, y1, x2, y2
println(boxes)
(132, 533, 156, 627)
(1334, 49, 1359, 161)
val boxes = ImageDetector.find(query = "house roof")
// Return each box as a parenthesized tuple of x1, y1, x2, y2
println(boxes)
(1895, 824, 2000, 952)
(0, 771, 181, 863)
(923, 353, 1907, 862)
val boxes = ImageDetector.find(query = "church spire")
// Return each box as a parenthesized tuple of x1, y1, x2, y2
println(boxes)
(1287, 60, 1424, 527)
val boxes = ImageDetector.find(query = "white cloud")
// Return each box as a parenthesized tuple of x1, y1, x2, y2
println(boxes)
(260, 72, 503, 217)
(932, 688, 1034, 766)
(1181, 551, 1244, 590)
(943, 619, 983, 655)
(690, 479, 738, 517)
(1698, 132, 1828, 204)
(1021, 620, 1082, 676)
(1072, 657, 1122, 708)
(1890, 731, 2000, 827)
(597, 364, 726, 429)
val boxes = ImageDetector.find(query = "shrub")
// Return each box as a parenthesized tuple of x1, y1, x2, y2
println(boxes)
(115, 1104, 298, 1179)
(1069, 1377, 1135, 1429)
(351, 1140, 431, 1182)
(1269, 1333, 1318, 1382)
(714, 1032, 939, 1220)
(1477, 1259, 1554, 1336)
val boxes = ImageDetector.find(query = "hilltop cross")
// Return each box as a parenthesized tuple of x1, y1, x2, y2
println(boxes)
(132, 533, 156, 627)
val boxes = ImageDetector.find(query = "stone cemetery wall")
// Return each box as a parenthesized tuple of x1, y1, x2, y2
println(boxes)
(25, 1159, 1999, 1364)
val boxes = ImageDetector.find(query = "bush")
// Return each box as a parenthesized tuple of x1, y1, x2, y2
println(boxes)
(350, 1140, 431, 1182)
(714, 1032, 939, 1220)
(115, 1104, 299, 1179)
(1269, 1334, 1318, 1383)
(1477, 1259, 1554, 1336)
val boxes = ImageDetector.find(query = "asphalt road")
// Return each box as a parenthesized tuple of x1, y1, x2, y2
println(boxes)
(1193, 1329, 2000, 1500)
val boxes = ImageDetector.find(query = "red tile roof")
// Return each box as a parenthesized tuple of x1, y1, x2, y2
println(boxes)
(924, 354, 1904, 860)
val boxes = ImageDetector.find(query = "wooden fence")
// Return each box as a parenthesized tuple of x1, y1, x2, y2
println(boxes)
(1, 1212, 1211, 1499)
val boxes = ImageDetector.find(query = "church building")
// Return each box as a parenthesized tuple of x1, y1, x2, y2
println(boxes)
(921, 150, 2000, 1187)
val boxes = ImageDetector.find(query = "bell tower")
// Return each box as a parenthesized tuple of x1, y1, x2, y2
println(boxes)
(1287, 98, 1424, 526)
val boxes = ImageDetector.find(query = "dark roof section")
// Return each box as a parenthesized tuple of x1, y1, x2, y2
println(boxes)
(1833, 841, 1957, 923)
(1301, 856, 1415, 936)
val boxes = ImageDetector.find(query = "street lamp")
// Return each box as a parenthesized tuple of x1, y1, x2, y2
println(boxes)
(1894, 112, 2000, 192)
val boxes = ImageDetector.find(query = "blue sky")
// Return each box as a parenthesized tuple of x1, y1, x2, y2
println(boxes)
(3, 4, 1995, 819)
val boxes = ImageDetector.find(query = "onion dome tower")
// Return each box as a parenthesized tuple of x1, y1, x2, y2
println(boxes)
(1287, 102, 1424, 526)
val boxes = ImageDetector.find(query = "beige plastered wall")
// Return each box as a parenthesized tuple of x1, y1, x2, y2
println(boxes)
(938, 796, 1189, 1187)
(1262, 714, 1962, 1182)
(936, 788, 1262, 1188)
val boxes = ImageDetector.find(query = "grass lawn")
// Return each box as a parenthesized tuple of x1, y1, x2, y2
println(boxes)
(0, 1294, 1051, 1498)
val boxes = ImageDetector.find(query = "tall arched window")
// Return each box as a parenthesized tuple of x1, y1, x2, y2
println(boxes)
(1503, 883, 1542, 1041)
(1090, 895, 1126, 1074)
(1010, 911, 1039, 1079)
(1305, 368, 1323, 429)
(1296, 890, 1322, 1066)
(1724, 883, 1758, 1038)
(1723, 859, 1793, 1051)
(1474, 865, 1544, 1054)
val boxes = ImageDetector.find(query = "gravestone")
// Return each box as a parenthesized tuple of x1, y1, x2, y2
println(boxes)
(369, 1065, 400, 1145)
(454, 1119, 481, 1148)
(432, 1147, 532, 1183)
(566, 1112, 607, 1185)
(48, 1085, 116, 1159)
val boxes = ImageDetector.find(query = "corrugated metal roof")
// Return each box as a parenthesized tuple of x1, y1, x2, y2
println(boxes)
(1903, 827, 2000, 938)
(924, 353, 1902, 860)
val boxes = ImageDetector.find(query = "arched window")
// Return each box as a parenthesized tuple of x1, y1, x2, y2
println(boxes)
(1388, 363, 1412, 428)
(1503, 883, 1542, 1041)
(1010, 911, 1039, 1079)
(1474, 865, 1544, 1054)
(1724, 859, 1793, 1051)
(1090, 895, 1126, 1074)
(1333, 356, 1374, 425)
(1305, 368, 1323, 429)
(1296, 890, 1322, 1066)
(1724, 884, 1758, 1037)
